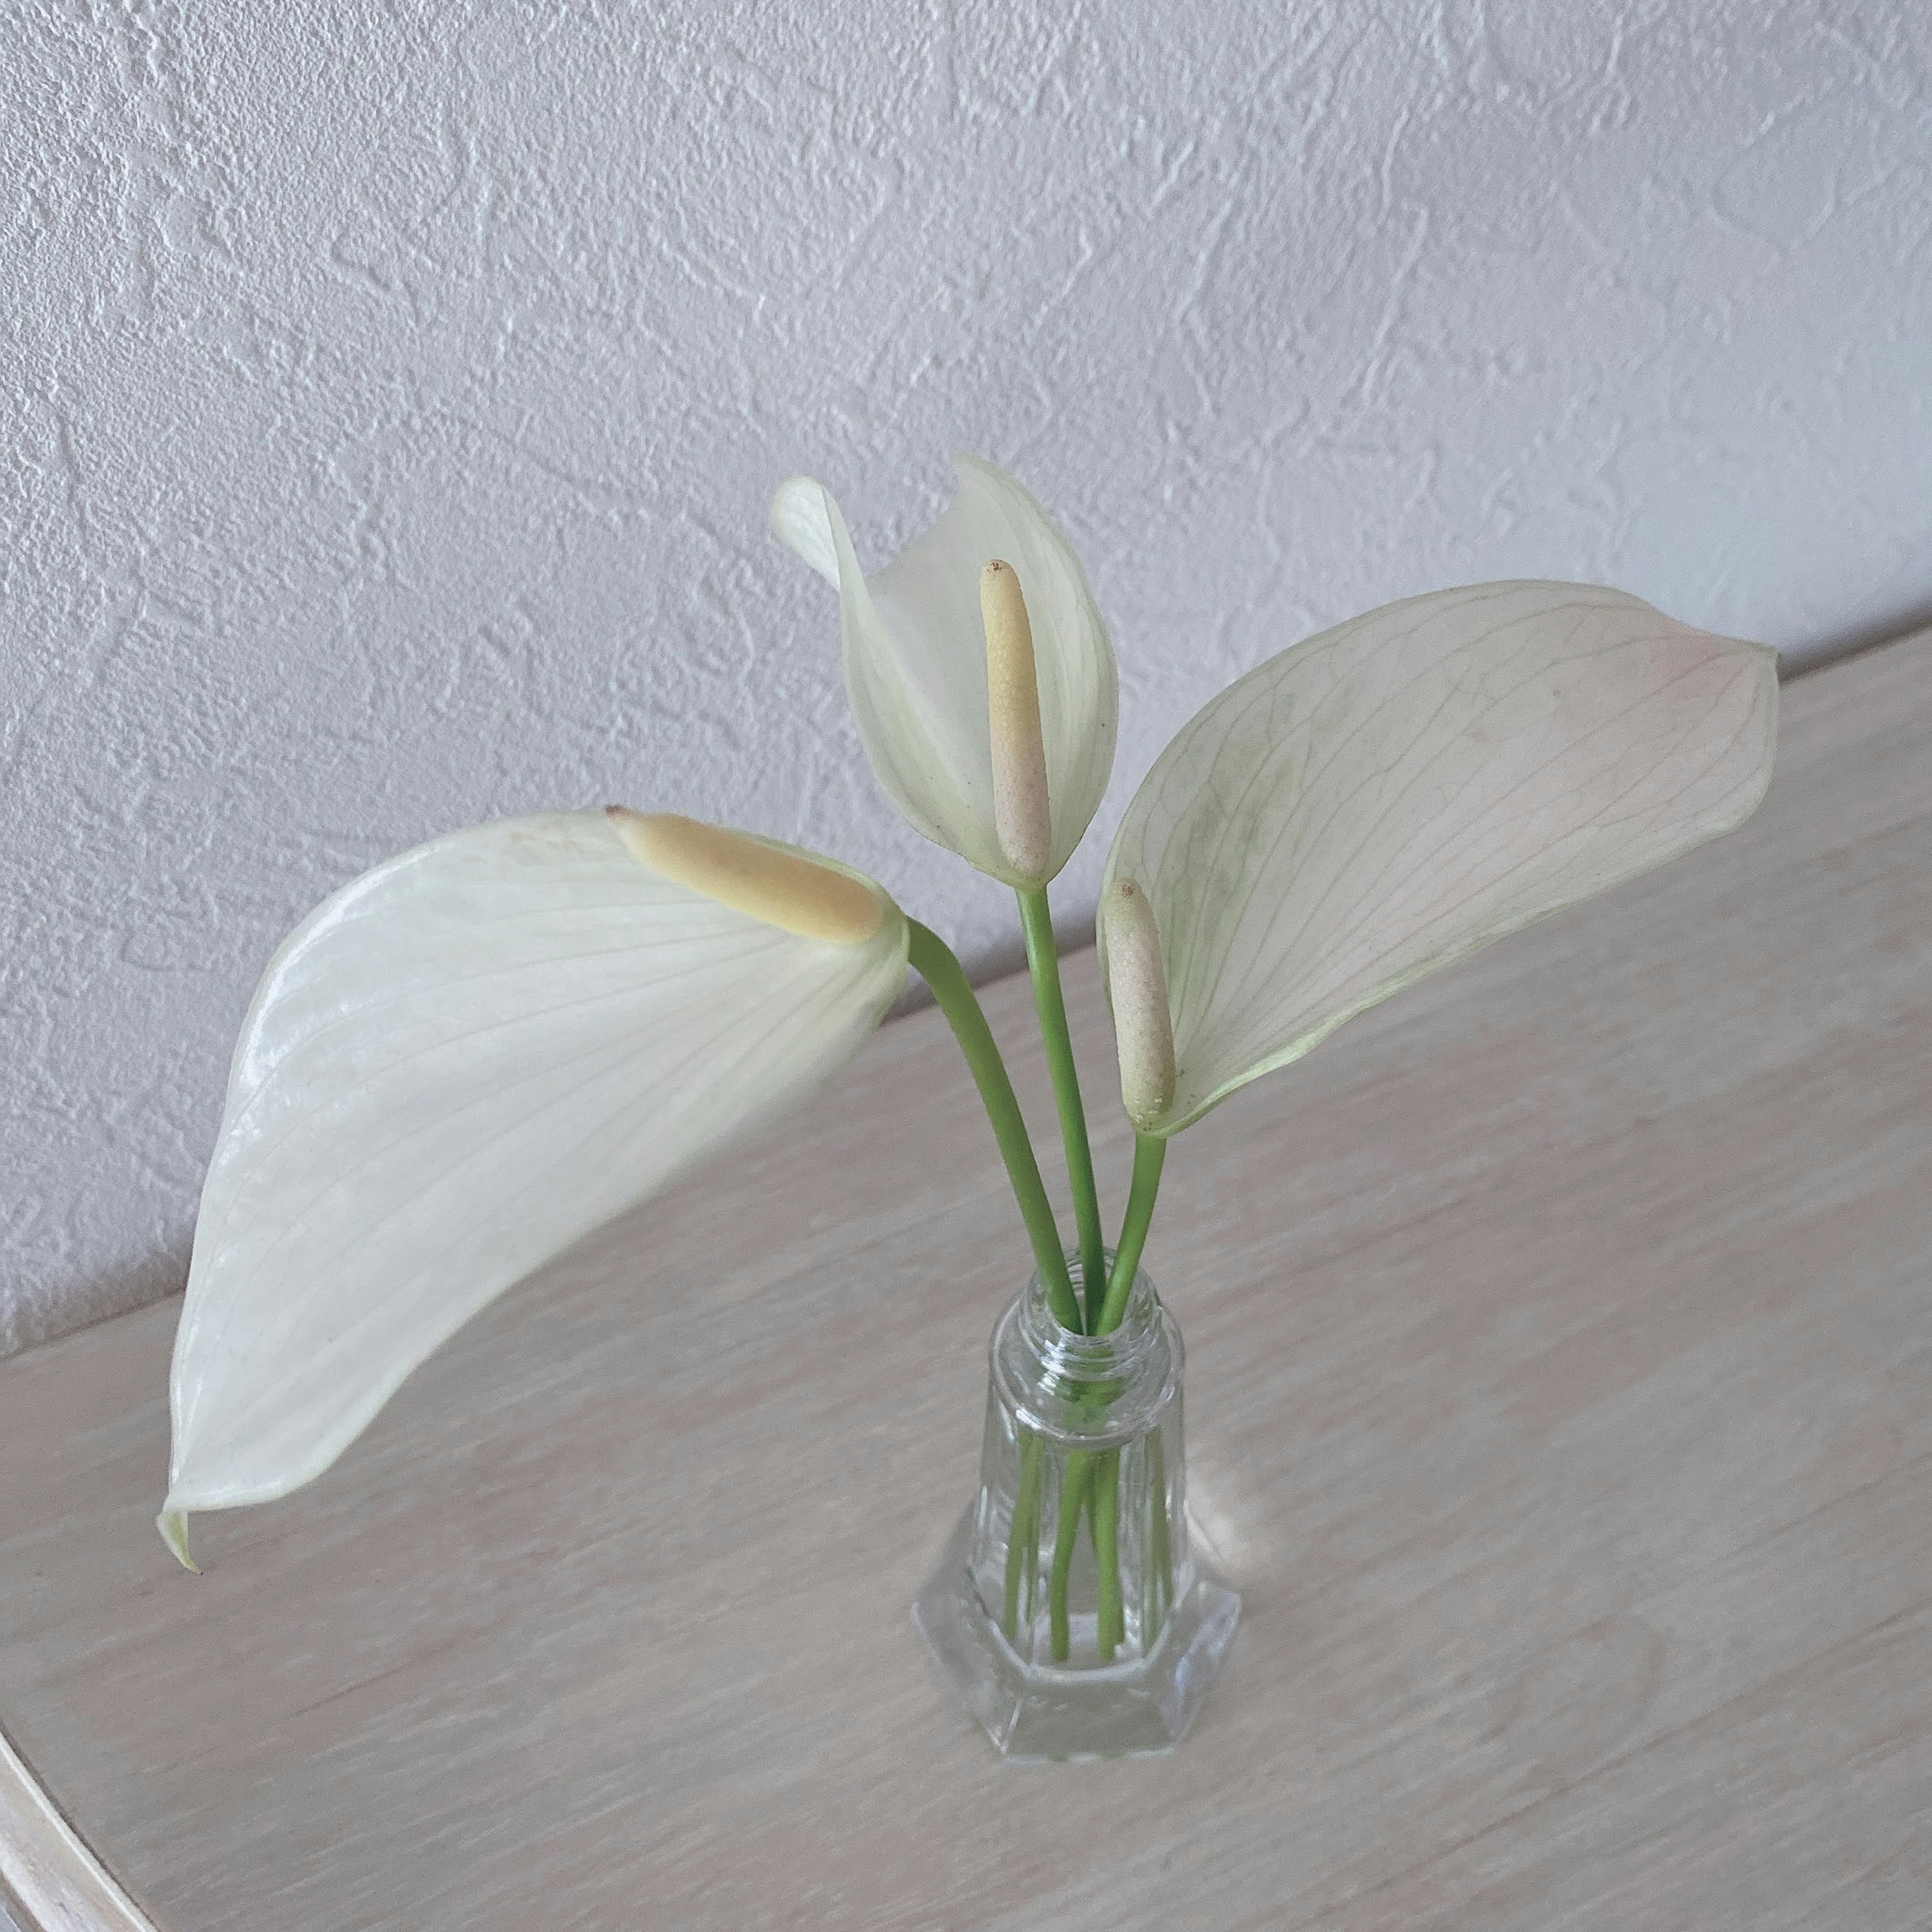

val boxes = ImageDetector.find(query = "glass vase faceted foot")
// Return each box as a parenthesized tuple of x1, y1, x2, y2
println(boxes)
(913, 1252, 1240, 1760)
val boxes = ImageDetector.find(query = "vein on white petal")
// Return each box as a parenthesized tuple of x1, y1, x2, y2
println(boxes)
(1199, 630, 1668, 1056)
(168, 815, 906, 1509)
(1187, 618, 1671, 1055)
(1198, 657, 1732, 1081)
(194, 1026, 681, 1455)
(198, 953, 862, 1461)
(181, 938, 866, 1461)
(184, 983, 721, 1427)
(227, 924, 788, 1131)
(176, 958, 880, 1504)
(1106, 584, 1775, 1132)
(204, 930, 791, 1262)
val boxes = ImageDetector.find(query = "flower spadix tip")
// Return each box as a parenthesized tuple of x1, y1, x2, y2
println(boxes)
(982, 559, 1053, 883)
(605, 808, 887, 945)
(1102, 878, 1177, 1129)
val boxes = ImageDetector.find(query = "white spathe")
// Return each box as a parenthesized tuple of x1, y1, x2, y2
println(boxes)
(1101, 582, 1779, 1136)
(163, 811, 908, 1526)
(771, 455, 1118, 889)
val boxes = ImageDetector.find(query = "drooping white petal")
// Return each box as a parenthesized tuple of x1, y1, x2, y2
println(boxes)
(770, 456, 1118, 886)
(164, 812, 908, 1522)
(1101, 582, 1778, 1134)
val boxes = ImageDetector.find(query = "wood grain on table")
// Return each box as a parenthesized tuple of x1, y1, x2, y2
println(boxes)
(2, 636, 1929, 1932)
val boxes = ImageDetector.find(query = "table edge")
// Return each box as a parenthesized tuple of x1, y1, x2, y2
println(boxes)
(1, 1729, 158, 1932)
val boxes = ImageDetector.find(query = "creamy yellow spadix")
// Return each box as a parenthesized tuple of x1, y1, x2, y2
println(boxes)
(981, 561, 1053, 884)
(159, 811, 908, 1557)
(1099, 879, 1176, 1129)
(605, 808, 888, 944)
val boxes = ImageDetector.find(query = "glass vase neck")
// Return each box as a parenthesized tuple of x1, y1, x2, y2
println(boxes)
(997, 1249, 1175, 1448)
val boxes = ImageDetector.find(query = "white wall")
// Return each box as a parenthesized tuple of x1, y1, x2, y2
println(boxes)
(4, 0, 1929, 1354)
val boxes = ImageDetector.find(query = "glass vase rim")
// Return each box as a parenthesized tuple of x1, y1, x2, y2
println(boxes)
(1020, 1245, 1161, 1356)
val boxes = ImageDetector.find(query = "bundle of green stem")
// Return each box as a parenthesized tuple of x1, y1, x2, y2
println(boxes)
(908, 892, 1167, 1664)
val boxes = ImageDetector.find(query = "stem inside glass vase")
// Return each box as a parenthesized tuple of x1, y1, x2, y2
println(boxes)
(914, 1244, 1241, 1756)
(991, 1251, 1178, 1667)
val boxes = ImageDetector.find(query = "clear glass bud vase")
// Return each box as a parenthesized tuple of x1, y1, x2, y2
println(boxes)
(914, 1253, 1240, 1759)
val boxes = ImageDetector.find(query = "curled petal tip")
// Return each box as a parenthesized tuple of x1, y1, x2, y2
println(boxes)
(1102, 879, 1176, 1129)
(981, 560, 1053, 882)
(158, 1509, 200, 1573)
(606, 808, 888, 945)
(768, 475, 841, 587)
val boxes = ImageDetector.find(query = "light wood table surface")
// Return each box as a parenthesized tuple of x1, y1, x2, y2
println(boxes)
(3, 636, 1929, 1931)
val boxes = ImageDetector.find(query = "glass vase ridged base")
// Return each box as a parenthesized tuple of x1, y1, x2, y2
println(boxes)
(913, 1254, 1240, 1761)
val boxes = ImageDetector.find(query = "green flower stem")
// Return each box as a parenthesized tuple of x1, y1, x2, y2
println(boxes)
(908, 921, 1081, 1331)
(1015, 886, 1105, 1323)
(1048, 1451, 1093, 1661)
(1082, 1468, 1101, 1628)
(1002, 1427, 1043, 1641)
(1081, 1133, 1171, 1647)
(1092, 1450, 1122, 1660)
(1151, 1437, 1167, 1615)
(1096, 1130, 1167, 1333)
(1147, 1428, 1173, 1630)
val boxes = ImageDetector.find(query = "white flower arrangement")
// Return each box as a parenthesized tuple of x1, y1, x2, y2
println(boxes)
(158, 456, 1777, 1572)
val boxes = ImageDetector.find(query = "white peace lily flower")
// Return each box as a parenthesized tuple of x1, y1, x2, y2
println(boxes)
(159, 810, 908, 1561)
(1100, 581, 1779, 1137)
(771, 455, 1117, 887)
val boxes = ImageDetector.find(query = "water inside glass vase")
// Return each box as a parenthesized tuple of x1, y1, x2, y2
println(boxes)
(970, 1253, 1185, 1670)
(914, 1248, 1240, 1757)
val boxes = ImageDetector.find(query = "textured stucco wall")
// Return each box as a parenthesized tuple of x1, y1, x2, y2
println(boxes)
(4, 1, 1930, 1355)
